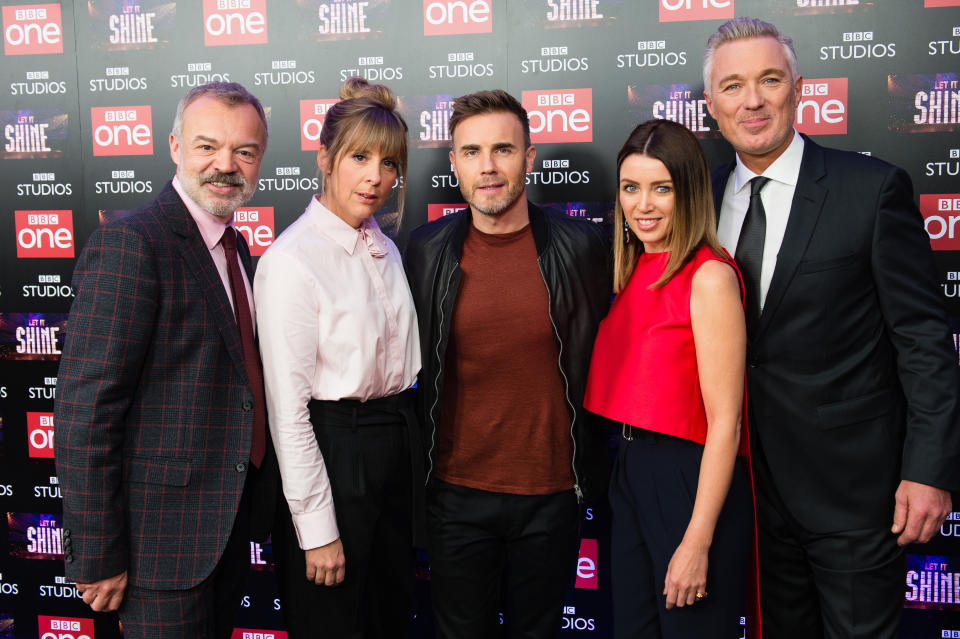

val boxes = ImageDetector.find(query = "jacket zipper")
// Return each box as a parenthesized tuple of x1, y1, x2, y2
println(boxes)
(538, 256, 583, 503)
(426, 262, 459, 485)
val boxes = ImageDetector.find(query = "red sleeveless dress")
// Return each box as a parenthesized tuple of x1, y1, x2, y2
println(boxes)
(584, 244, 762, 638)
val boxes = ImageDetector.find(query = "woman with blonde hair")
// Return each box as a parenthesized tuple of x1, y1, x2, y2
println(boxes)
(255, 77, 421, 638)
(584, 118, 758, 638)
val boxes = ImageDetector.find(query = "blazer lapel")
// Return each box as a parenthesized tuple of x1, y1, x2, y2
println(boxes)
(755, 138, 828, 337)
(161, 184, 247, 377)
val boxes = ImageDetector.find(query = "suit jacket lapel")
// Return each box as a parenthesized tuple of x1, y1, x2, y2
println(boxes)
(161, 183, 247, 377)
(755, 138, 828, 336)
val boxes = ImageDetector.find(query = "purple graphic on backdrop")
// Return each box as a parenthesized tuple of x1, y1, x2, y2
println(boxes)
(8, 513, 63, 560)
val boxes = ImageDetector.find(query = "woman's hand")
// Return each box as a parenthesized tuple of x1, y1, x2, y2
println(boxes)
(663, 539, 709, 609)
(305, 538, 346, 586)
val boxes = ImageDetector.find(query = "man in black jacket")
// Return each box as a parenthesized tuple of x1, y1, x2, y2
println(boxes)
(404, 90, 610, 639)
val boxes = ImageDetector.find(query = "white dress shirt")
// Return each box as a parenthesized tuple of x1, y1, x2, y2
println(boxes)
(254, 195, 421, 550)
(716, 131, 805, 311)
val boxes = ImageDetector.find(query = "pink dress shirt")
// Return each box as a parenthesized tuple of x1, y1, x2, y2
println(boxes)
(253, 195, 421, 550)
(172, 175, 255, 328)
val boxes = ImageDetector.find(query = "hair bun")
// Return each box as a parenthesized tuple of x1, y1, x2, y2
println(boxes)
(339, 76, 396, 110)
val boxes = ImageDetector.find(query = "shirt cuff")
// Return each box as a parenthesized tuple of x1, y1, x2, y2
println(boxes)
(291, 504, 340, 550)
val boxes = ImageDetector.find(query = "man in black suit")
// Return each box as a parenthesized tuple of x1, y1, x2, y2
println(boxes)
(703, 17, 960, 639)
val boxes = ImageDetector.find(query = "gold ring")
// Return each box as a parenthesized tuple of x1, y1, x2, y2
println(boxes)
(695, 591, 706, 600)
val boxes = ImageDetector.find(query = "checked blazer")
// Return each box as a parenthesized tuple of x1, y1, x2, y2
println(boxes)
(55, 182, 269, 590)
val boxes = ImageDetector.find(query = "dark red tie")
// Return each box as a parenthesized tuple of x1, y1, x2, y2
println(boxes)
(221, 227, 266, 468)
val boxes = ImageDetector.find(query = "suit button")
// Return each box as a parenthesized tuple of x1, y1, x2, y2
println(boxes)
(236, 462, 247, 473)
(65, 554, 74, 563)
(748, 361, 758, 368)
(242, 400, 253, 411)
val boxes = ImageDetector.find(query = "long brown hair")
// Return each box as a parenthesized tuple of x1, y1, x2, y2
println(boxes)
(318, 77, 409, 221)
(612, 119, 723, 292)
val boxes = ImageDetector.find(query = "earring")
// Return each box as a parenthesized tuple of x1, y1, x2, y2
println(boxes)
(623, 218, 631, 244)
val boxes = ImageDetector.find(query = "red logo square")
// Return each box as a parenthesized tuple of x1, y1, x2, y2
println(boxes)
(15, 210, 74, 258)
(90, 106, 153, 156)
(234, 207, 275, 257)
(2, 4, 63, 55)
(203, 0, 268, 47)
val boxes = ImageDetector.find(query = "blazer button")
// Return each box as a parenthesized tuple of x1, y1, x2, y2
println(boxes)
(236, 462, 247, 473)
(65, 554, 74, 563)
(242, 400, 253, 411)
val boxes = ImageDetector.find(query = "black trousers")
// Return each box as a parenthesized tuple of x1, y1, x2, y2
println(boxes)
(756, 488, 904, 639)
(609, 429, 752, 639)
(119, 469, 254, 639)
(273, 392, 418, 639)
(426, 479, 580, 639)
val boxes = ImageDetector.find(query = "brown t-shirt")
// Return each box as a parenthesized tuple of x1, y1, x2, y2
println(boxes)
(436, 222, 575, 494)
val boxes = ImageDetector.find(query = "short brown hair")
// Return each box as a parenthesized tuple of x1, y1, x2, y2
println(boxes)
(449, 89, 530, 148)
(612, 119, 723, 292)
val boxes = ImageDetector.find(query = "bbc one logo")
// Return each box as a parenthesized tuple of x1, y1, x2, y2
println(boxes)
(521, 89, 593, 144)
(37, 615, 94, 639)
(204, 0, 267, 47)
(90, 106, 153, 156)
(796, 78, 847, 136)
(234, 207, 274, 257)
(300, 99, 339, 151)
(28, 412, 54, 459)
(2, 4, 63, 55)
(575, 538, 598, 589)
(15, 210, 74, 258)
(423, 0, 491, 36)
(921, 194, 960, 251)
(428, 203, 463, 221)
(659, 0, 732, 23)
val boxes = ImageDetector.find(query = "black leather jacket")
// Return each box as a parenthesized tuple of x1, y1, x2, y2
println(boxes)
(403, 203, 611, 501)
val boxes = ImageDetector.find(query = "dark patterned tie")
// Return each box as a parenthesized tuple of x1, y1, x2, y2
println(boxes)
(221, 227, 266, 468)
(735, 176, 771, 332)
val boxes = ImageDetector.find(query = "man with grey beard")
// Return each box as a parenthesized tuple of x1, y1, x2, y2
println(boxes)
(55, 82, 277, 639)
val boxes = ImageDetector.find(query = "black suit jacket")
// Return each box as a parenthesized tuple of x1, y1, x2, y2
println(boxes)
(712, 137, 960, 533)
(55, 182, 277, 590)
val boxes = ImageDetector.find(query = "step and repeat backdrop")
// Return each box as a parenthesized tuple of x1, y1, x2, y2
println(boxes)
(1, 0, 959, 637)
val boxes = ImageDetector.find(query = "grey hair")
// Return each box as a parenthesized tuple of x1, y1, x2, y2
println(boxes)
(171, 82, 268, 146)
(703, 17, 799, 94)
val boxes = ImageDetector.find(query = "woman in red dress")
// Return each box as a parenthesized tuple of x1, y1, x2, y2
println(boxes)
(584, 119, 758, 638)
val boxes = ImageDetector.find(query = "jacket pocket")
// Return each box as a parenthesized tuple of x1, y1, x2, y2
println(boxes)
(816, 389, 892, 430)
(797, 253, 861, 274)
(125, 455, 192, 486)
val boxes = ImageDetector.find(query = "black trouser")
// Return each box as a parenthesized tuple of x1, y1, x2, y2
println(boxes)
(609, 429, 751, 639)
(273, 392, 418, 639)
(427, 479, 580, 639)
(755, 488, 904, 639)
